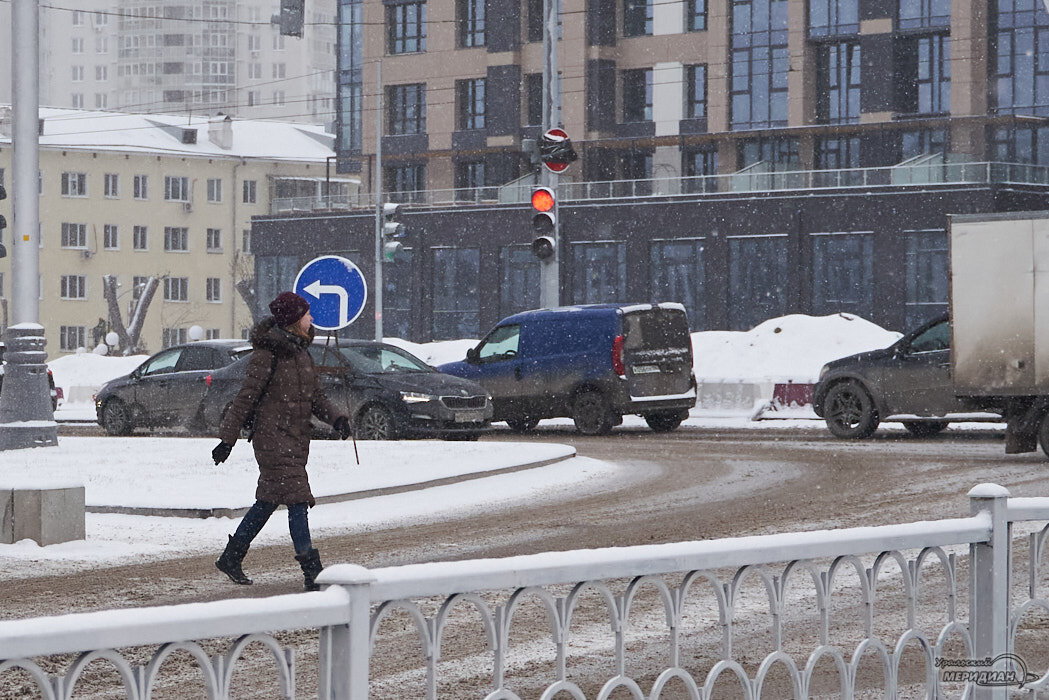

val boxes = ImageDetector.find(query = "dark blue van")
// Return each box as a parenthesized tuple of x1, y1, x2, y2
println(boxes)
(438, 303, 697, 434)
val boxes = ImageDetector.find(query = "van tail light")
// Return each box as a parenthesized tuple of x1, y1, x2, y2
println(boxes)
(205, 374, 212, 387)
(611, 335, 626, 377)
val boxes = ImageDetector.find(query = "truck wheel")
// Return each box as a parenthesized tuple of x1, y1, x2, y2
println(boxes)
(645, 411, 686, 432)
(823, 381, 879, 439)
(102, 399, 133, 436)
(573, 390, 614, 435)
(505, 417, 540, 433)
(903, 420, 949, 438)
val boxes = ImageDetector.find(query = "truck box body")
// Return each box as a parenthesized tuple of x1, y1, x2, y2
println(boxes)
(950, 211, 1049, 396)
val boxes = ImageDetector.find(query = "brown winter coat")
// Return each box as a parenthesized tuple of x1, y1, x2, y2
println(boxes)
(218, 317, 344, 506)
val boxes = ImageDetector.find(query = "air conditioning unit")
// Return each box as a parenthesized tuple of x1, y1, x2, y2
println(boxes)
(183, 201, 193, 213)
(81, 249, 93, 259)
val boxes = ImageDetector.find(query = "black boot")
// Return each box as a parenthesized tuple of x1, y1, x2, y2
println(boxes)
(295, 548, 324, 591)
(215, 534, 253, 585)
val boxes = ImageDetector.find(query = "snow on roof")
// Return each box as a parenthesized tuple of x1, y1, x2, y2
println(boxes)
(0, 106, 337, 163)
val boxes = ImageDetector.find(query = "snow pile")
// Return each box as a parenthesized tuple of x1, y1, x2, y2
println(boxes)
(690, 313, 901, 383)
(48, 352, 148, 406)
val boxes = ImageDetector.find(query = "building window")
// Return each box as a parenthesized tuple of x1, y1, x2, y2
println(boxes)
(206, 227, 222, 251)
(207, 178, 223, 203)
(273, 90, 286, 106)
(899, 0, 949, 29)
(993, 0, 1049, 115)
(243, 180, 257, 204)
(164, 176, 189, 201)
(385, 164, 426, 203)
(164, 226, 189, 252)
(896, 34, 950, 115)
(624, 0, 653, 36)
(809, 0, 858, 37)
(206, 277, 222, 302)
(651, 239, 706, 329)
(61, 275, 87, 300)
(104, 173, 119, 198)
(688, 0, 707, 30)
(133, 225, 148, 250)
(572, 242, 626, 305)
(527, 0, 545, 42)
(388, 1, 427, 54)
(728, 234, 789, 330)
(432, 247, 480, 339)
(72, 37, 84, 54)
(164, 277, 188, 302)
(455, 160, 486, 197)
(60, 326, 86, 351)
(815, 136, 862, 184)
(71, 94, 84, 108)
(242, 229, 252, 254)
(61, 172, 87, 197)
(458, 0, 485, 46)
(96, 65, 108, 81)
(162, 328, 188, 347)
(683, 148, 719, 192)
(133, 174, 148, 199)
(388, 83, 426, 135)
(525, 73, 543, 126)
(95, 93, 108, 109)
(811, 232, 874, 316)
(621, 68, 653, 122)
(816, 41, 861, 124)
(383, 248, 414, 339)
(272, 63, 286, 79)
(61, 222, 87, 248)
(685, 65, 707, 120)
(730, 0, 789, 130)
(103, 224, 119, 250)
(739, 136, 800, 171)
(72, 65, 85, 82)
(132, 276, 149, 300)
(205, 328, 222, 340)
(904, 229, 949, 327)
(457, 78, 486, 130)
(902, 128, 948, 159)
(499, 246, 540, 318)
(72, 10, 84, 25)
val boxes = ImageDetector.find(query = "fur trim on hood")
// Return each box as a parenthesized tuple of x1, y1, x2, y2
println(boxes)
(250, 317, 314, 358)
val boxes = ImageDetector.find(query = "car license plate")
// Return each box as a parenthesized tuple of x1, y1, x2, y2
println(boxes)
(455, 411, 484, 423)
(633, 365, 660, 374)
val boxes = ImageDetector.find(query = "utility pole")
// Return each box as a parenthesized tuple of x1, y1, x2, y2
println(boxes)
(0, 0, 58, 451)
(539, 0, 561, 308)
(373, 60, 384, 341)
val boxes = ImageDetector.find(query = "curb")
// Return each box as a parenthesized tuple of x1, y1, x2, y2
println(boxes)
(85, 449, 577, 519)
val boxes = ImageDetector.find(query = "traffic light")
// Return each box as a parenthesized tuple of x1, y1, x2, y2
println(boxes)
(279, 0, 305, 37)
(0, 183, 7, 258)
(382, 202, 405, 262)
(530, 186, 556, 260)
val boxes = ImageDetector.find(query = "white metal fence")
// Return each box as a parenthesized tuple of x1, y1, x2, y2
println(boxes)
(1, 483, 1047, 699)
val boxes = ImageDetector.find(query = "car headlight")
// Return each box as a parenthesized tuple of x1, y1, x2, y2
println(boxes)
(401, 391, 436, 404)
(818, 364, 830, 381)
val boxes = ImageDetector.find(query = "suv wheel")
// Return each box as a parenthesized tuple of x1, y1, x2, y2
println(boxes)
(357, 405, 396, 440)
(645, 411, 686, 433)
(573, 390, 614, 436)
(823, 381, 879, 439)
(102, 399, 133, 436)
(506, 417, 540, 433)
(902, 420, 949, 438)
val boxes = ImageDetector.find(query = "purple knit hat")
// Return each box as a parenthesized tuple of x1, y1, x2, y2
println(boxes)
(269, 292, 310, 327)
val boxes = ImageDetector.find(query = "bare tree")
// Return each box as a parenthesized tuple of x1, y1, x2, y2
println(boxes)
(233, 250, 262, 326)
(102, 275, 161, 355)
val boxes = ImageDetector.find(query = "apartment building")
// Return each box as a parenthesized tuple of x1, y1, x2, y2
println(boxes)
(0, 107, 358, 359)
(245, 0, 1049, 342)
(0, 0, 336, 125)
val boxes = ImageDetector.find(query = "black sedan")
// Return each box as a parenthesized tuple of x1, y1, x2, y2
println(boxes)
(813, 315, 1001, 438)
(198, 340, 494, 440)
(94, 340, 253, 435)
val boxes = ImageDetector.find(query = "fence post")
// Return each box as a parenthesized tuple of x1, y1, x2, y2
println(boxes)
(318, 565, 378, 700)
(968, 483, 1010, 700)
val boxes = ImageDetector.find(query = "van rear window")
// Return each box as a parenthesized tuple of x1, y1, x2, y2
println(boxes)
(622, 309, 690, 351)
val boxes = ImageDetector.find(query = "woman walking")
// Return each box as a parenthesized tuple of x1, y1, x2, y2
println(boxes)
(211, 291, 351, 591)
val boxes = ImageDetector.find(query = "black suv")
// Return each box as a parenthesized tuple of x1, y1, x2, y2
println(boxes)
(813, 315, 999, 438)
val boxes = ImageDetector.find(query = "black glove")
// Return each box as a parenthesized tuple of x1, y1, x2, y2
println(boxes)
(212, 441, 233, 465)
(333, 416, 352, 440)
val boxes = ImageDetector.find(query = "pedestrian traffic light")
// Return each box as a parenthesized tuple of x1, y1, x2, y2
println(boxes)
(382, 202, 405, 262)
(0, 183, 7, 258)
(531, 186, 556, 260)
(279, 0, 305, 37)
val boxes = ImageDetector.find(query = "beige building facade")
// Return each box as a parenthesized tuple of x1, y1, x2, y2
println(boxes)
(0, 107, 356, 359)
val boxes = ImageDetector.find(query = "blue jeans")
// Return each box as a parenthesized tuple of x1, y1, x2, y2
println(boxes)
(233, 500, 313, 556)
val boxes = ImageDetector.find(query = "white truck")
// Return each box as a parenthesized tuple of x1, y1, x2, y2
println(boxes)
(950, 211, 1049, 455)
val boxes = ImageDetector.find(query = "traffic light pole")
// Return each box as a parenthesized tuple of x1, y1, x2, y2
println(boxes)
(374, 60, 384, 341)
(539, 0, 560, 309)
(0, 0, 59, 451)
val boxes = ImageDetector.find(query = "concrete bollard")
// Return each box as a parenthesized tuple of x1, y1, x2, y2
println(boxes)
(0, 485, 86, 545)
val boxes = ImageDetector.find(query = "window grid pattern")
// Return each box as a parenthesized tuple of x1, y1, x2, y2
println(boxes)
(60, 326, 86, 351)
(104, 173, 119, 198)
(622, 68, 654, 122)
(809, 0, 858, 37)
(207, 228, 222, 251)
(388, 2, 427, 54)
(164, 176, 189, 201)
(103, 224, 119, 249)
(689, 0, 707, 30)
(458, 0, 485, 46)
(134, 175, 148, 199)
(61, 223, 87, 248)
(206, 277, 222, 302)
(458, 78, 486, 130)
(731, 0, 789, 130)
(389, 83, 426, 135)
(164, 277, 188, 302)
(133, 226, 148, 251)
(61, 275, 87, 299)
(61, 172, 87, 197)
(164, 226, 189, 252)
(816, 41, 861, 124)
(994, 0, 1049, 115)
(624, 0, 653, 36)
(686, 65, 708, 120)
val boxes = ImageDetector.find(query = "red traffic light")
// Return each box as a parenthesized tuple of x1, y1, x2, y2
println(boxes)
(531, 187, 555, 213)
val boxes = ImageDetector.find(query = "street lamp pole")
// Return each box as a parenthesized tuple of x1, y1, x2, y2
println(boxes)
(0, 0, 58, 451)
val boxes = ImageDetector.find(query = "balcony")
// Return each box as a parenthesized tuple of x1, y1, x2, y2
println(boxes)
(269, 160, 1049, 215)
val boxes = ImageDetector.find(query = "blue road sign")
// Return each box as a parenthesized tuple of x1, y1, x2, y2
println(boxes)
(293, 255, 368, 331)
